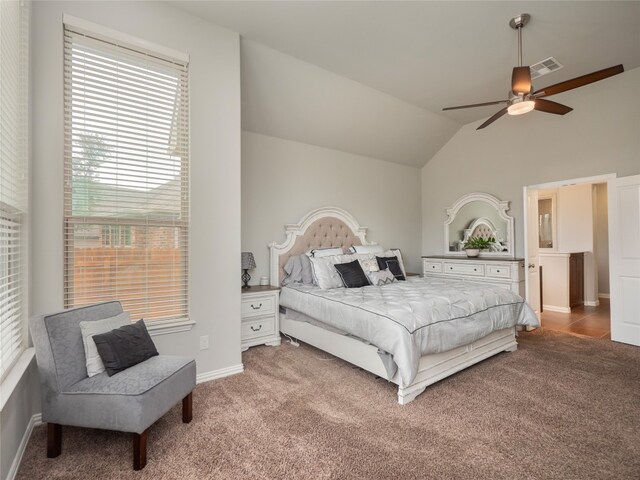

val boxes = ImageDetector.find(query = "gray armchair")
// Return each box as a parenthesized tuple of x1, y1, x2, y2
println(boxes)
(29, 301, 196, 470)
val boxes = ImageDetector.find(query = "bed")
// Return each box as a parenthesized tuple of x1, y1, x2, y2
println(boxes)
(269, 206, 539, 404)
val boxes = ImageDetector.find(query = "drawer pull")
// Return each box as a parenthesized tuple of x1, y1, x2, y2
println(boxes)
(250, 325, 262, 332)
(496, 269, 500, 273)
(450, 267, 453, 270)
(250, 303, 263, 310)
(473, 268, 477, 272)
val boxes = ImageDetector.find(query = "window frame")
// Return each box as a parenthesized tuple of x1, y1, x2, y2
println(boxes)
(62, 17, 193, 335)
(0, 0, 29, 382)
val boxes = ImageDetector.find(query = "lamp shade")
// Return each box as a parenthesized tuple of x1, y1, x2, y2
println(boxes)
(241, 252, 256, 270)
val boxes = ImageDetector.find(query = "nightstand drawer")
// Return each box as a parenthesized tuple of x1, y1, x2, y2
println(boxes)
(241, 317, 275, 340)
(444, 262, 485, 276)
(424, 261, 443, 273)
(241, 295, 276, 318)
(487, 264, 512, 279)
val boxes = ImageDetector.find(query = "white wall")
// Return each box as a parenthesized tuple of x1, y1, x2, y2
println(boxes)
(421, 67, 640, 258)
(241, 40, 460, 168)
(0, 360, 40, 480)
(31, 1, 242, 377)
(557, 184, 593, 253)
(595, 183, 610, 295)
(242, 132, 423, 281)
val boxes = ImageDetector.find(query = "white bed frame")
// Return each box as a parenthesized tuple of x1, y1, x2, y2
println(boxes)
(269, 206, 518, 404)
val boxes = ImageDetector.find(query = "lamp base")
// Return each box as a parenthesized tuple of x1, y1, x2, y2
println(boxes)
(242, 269, 251, 289)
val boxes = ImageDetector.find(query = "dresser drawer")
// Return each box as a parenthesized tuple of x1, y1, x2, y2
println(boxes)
(486, 264, 512, 279)
(241, 317, 275, 340)
(241, 295, 276, 318)
(423, 261, 443, 273)
(444, 262, 485, 276)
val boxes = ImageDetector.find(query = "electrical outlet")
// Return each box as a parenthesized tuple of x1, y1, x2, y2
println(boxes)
(199, 335, 209, 350)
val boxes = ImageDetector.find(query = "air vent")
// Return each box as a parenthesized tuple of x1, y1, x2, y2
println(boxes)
(530, 57, 563, 79)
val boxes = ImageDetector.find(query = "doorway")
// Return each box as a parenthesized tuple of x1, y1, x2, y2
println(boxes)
(523, 174, 613, 339)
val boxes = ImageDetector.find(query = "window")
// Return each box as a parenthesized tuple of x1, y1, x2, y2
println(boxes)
(63, 22, 190, 328)
(0, 0, 29, 380)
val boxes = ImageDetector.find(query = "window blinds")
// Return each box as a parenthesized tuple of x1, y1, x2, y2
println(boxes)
(0, 0, 29, 379)
(63, 24, 189, 325)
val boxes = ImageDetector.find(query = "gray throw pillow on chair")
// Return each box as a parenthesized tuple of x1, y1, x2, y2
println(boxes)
(79, 312, 131, 377)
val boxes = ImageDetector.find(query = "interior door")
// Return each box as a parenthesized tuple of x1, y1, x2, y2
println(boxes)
(608, 175, 640, 346)
(526, 189, 541, 316)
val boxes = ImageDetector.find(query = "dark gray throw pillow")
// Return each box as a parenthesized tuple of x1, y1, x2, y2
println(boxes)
(376, 256, 406, 280)
(93, 319, 159, 376)
(334, 260, 371, 288)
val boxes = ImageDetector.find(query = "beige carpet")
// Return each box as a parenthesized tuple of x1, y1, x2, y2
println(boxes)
(17, 330, 640, 479)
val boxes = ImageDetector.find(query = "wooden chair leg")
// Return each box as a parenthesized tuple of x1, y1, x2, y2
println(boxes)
(182, 392, 193, 423)
(47, 423, 62, 458)
(132, 430, 147, 471)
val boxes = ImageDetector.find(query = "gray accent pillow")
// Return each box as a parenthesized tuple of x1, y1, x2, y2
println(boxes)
(79, 312, 131, 377)
(93, 319, 159, 376)
(282, 254, 314, 285)
(367, 269, 398, 286)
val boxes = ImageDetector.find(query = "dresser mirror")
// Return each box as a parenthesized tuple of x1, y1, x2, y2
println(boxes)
(444, 192, 515, 258)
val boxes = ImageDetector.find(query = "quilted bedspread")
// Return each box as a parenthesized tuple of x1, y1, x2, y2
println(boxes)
(279, 276, 539, 386)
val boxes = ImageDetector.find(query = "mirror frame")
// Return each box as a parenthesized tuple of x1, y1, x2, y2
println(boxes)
(444, 192, 515, 258)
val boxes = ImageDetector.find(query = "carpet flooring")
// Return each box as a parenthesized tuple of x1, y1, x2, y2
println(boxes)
(16, 330, 640, 479)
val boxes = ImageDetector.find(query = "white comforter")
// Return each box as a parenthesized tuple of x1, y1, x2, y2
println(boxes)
(279, 277, 539, 386)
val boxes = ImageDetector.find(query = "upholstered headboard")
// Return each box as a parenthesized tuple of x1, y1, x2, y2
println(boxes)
(462, 217, 502, 243)
(268, 207, 371, 286)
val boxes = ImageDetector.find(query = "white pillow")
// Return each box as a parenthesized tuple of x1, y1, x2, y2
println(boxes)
(348, 245, 384, 254)
(79, 312, 131, 377)
(358, 257, 380, 273)
(308, 247, 344, 258)
(309, 256, 345, 289)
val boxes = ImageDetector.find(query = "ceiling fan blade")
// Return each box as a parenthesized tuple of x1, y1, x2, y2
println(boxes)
(533, 64, 624, 97)
(511, 66, 532, 95)
(534, 98, 573, 115)
(477, 107, 508, 130)
(443, 100, 507, 111)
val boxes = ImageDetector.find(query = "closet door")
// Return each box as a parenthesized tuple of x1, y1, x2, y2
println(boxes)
(608, 175, 640, 346)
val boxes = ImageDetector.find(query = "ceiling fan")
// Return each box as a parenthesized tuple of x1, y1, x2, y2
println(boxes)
(443, 13, 624, 130)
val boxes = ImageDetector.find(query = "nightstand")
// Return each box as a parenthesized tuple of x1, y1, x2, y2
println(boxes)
(241, 286, 281, 351)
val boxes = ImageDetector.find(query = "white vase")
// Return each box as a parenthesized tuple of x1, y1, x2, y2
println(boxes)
(465, 248, 480, 257)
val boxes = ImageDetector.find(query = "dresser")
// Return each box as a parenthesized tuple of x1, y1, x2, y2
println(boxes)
(422, 256, 526, 296)
(241, 286, 281, 351)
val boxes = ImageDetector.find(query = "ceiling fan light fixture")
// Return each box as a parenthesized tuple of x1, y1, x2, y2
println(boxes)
(507, 95, 536, 115)
(507, 100, 535, 115)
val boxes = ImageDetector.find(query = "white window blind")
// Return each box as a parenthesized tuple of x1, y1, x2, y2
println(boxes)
(0, 0, 29, 380)
(63, 24, 189, 327)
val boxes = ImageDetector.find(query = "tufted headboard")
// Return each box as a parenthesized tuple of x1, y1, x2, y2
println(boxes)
(268, 207, 371, 286)
(463, 217, 501, 243)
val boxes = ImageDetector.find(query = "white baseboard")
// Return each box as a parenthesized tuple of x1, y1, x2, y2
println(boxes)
(196, 363, 244, 384)
(543, 305, 572, 314)
(598, 293, 610, 299)
(584, 300, 600, 307)
(6, 413, 42, 480)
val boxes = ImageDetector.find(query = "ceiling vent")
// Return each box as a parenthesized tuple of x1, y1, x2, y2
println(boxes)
(530, 57, 563, 79)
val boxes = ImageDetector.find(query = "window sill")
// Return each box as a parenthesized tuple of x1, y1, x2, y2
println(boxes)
(145, 318, 195, 336)
(0, 348, 36, 412)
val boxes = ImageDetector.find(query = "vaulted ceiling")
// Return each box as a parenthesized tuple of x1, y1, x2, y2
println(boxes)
(171, 1, 640, 167)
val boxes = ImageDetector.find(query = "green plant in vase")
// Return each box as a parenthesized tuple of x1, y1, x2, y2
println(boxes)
(463, 236, 495, 257)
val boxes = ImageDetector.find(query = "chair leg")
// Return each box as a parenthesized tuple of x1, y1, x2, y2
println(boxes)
(182, 392, 193, 423)
(47, 423, 62, 458)
(132, 430, 147, 471)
